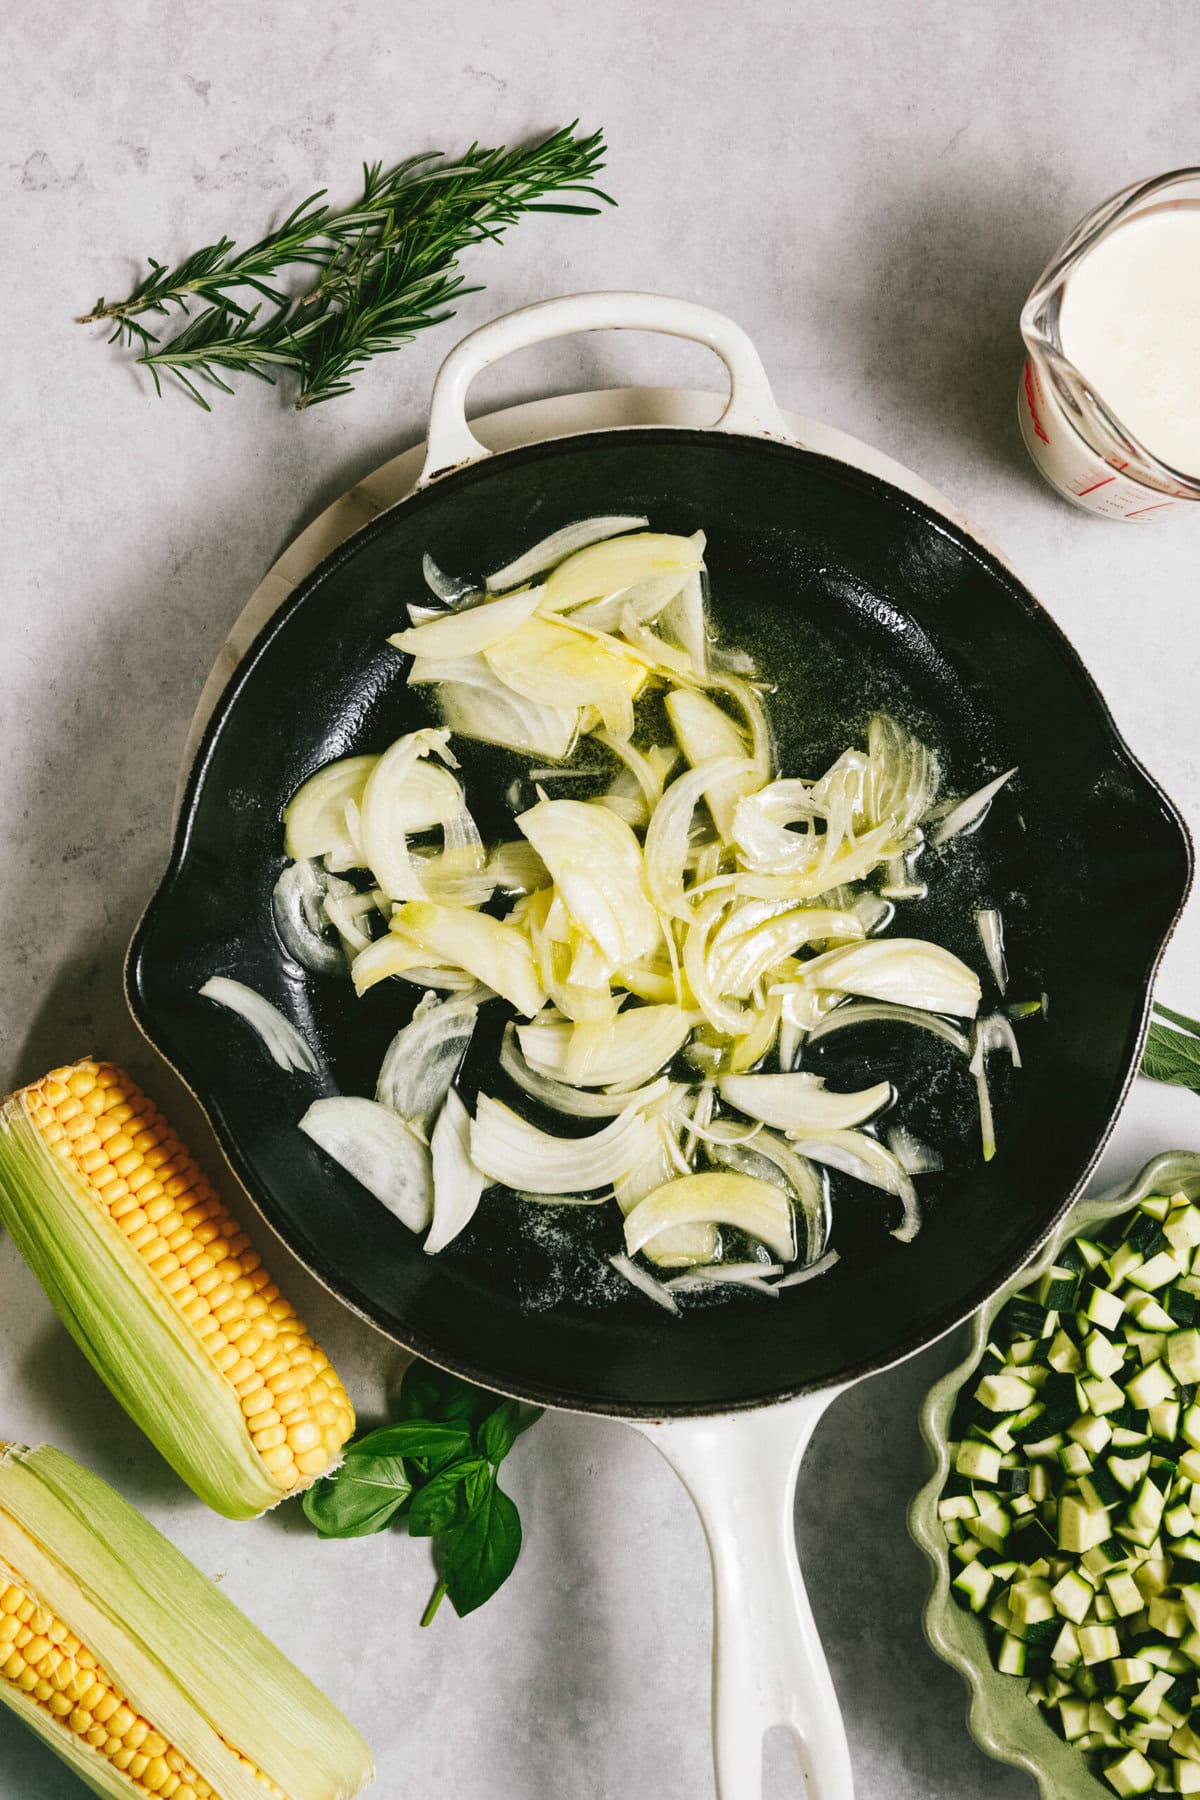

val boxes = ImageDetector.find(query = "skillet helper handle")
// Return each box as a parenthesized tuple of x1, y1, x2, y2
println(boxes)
(637, 1391, 854, 1800)
(418, 290, 792, 484)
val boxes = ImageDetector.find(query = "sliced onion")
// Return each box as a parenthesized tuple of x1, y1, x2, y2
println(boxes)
(516, 1189, 614, 1206)
(389, 585, 545, 658)
(517, 798, 661, 967)
(803, 998, 972, 1058)
(393, 902, 544, 1017)
(499, 1023, 670, 1119)
(412, 655, 580, 761)
(659, 571, 708, 678)
(517, 1004, 692, 1090)
(283, 755, 378, 864)
(323, 888, 379, 956)
(643, 756, 756, 919)
(271, 860, 350, 977)
(623, 1170, 796, 1263)
(774, 1249, 841, 1289)
(797, 938, 981, 1018)
(486, 517, 649, 592)
(976, 908, 1008, 994)
(970, 1012, 1022, 1164)
(886, 1124, 944, 1175)
(612, 1112, 718, 1267)
(299, 1095, 432, 1232)
(706, 1129, 829, 1265)
(422, 553, 479, 606)
(928, 768, 1017, 846)
(543, 531, 704, 613)
(470, 1094, 652, 1193)
(864, 714, 940, 844)
(198, 977, 319, 1074)
(359, 730, 463, 901)
(608, 1252, 680, 1314)
(719, 1071, 891, 1132)
(665, 1262, 785, 1292)
(710, 907, 864, 999)
(376, 992, 478, 1129)
(784, 1126, 918, 1223)
(425, 1090, 486, 1254)
(485, 618, 644, 739)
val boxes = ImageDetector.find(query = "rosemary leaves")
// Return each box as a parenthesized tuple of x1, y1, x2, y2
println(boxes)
(80, 124, 614, 410)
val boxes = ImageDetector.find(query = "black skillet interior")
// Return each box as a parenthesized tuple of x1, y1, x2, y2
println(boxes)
(128, 429, 1192, 1416)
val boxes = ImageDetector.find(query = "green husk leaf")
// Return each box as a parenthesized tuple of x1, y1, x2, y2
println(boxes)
(0, 1445, 374, 1799)
(0, 1097, 279, 1520)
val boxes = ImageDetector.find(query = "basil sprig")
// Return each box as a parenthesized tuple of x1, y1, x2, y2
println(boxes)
(301, 1362, 542, 1622)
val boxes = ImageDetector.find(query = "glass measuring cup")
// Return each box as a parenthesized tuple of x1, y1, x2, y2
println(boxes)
(1019, 167, 1200, 520)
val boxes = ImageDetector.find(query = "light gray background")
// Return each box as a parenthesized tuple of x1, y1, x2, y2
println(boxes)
(3, 2, 1199, 1795)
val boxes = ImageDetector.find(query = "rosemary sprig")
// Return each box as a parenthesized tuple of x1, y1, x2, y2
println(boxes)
(84, 124, 614, 409)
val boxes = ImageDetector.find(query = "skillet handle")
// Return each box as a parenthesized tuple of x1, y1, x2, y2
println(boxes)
(632, 1390, 854, 1800)
(418, 291, 792, 485)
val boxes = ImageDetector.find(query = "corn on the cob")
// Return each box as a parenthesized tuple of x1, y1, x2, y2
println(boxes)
(0, 1061, 355, 1521)
(0, 1443, 374, 1800)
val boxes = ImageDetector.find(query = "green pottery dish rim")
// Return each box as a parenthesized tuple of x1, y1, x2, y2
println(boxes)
(910, 1148, 1200, 1800)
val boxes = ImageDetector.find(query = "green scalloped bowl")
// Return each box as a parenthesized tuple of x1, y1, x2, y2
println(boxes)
(910, 1150, 1200, 1799)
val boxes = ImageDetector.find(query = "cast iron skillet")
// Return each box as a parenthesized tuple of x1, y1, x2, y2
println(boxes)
(127, 294, 1191, 1799)
(128, 298, 1190, 1418)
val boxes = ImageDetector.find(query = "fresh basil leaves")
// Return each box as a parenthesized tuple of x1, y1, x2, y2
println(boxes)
(1142, 1002, 1200, 1095)
(301, 1360, 542, 1622)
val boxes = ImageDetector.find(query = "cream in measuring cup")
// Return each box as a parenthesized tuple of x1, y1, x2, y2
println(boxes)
(1019, 168, 1200, 519)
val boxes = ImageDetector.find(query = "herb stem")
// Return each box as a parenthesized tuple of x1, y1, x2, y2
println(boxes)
(420, 1579, 448, 1628)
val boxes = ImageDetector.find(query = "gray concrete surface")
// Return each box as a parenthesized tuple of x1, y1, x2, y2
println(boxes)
(3, 3, 1199, 1794)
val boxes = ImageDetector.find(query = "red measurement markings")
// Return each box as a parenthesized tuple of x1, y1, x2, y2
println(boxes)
(1023, 359, 1049, 443)
(1124, 500, 1177, 517)
(1076, 474, 1116, 495)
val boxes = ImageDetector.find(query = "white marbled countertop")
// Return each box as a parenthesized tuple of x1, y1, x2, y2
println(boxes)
(3, 3, 1200, 1796)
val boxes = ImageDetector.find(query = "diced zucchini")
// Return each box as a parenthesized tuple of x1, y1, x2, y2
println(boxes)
(1173, 1759, 1200, 1794)
(1080, 1624, 1123, 1664)
(1108, 1572, 1149, 1618)
(1109, 1244, 1148, 1285)
(1148, 1595, 1188, 1639)
(969, 1503, 1011, 1552)
(1150, 1400, 1182, 1441)
(976, 1372, 1038, 1413)
(1063, 1492, 1119, 1553)
(1087, 1378, 1132, 1416)
(1169, 1720, 1200, 1763)
(1103, 1747, 1155, 1794)
(1165, 1503, 1197, 1538)
(1051, 1568, 1095, 1624)
(956, 1439, 1002, 1482)
(1131, 1253, 1186, 1293)
(1131, 1670, 1176, 1720)
(952, 1560, 995, 1612)
(1039, 1266, 1081, 1310)
(1049, 1328, 1085, 1373)
(1127, 1362, 1179, 1411)
(1070, 1413, 1116, 1455)
(1088, 1331, 1128, 1381)
(1052, 1620, 1082, 1667)
(1089, 1287, 1129, 1331)
(1165, 1207, 1200, 1253)
(1127, 1292, 1178, 1332)
(1169, 1332, 1200, 1385)
(1060, 1693, 1090, 1738)
(996, 1632, 1027, 1675)
(939, 1494, 978, 1521)
(1115, 1657, 1156, 1688)
(1112, 1453, 1154, 1494)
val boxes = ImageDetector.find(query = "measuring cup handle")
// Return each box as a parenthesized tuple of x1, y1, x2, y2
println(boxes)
(633, 1391, 854, 1800)
(417, 291, 793, 485)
